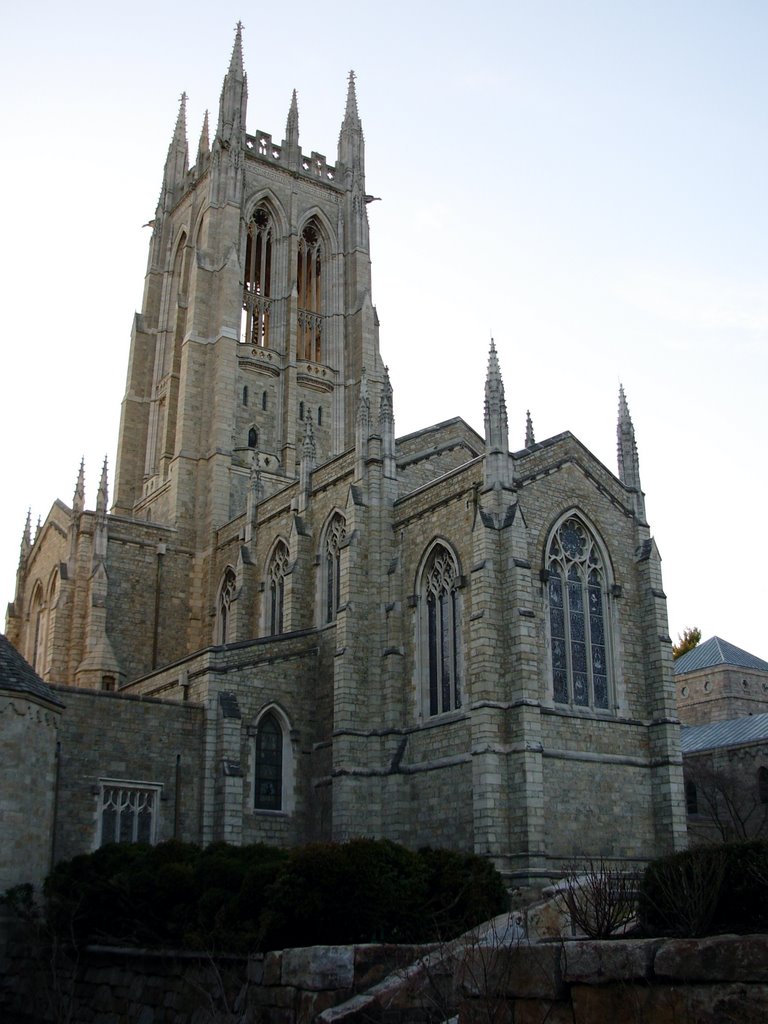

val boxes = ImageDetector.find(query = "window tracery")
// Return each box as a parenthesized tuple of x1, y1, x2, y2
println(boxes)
(267, 541, 289, 635)
(98, 781, 159, 845)
(547, 516, 610, 709)
(241, 207, 272, 346)
(322, 513, 346, 624)
(421, 544, 462, 716)
(217, 567, 237, 644)
(297, 222, 322, 361)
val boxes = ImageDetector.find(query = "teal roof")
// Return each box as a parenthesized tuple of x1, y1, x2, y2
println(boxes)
(673, 636, 768, 676)
(682, 713, 768, 754)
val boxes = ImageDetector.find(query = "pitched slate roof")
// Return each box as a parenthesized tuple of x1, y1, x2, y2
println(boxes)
(673, 636, 768, 676)
(0, 634, 64, 707)
(681, 712, 768, 754)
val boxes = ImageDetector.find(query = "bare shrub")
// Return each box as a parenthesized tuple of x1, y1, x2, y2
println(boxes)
(553, 858, 640, 938)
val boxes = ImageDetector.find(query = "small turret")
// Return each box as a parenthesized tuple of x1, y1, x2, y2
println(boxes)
(72, 458, 85, 515)
(483, 339, 513, 489)
(525, 410, 535, 448)
(283, 89, 300, 165)
(161, 93, 189, 212)
(617, 385, 646, 521)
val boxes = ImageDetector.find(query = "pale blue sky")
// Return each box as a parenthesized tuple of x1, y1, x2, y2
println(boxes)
(1, 1, 766, 657)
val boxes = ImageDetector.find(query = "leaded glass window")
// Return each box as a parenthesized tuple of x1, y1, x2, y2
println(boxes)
(423, 544, 462, 716)
(241, 207, 272, 346)
(547, 516, 610, 709)
(218, 567, 237, 644)
(297, 222, 322, 361)
(99, 783, 159, 845)
(254, 713, 282, 810)
(268, 542, 289, 635)
(323, 513, 346, 624)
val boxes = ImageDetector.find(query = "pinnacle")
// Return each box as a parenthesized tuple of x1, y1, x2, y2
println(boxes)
(344, 69, 360, 124)
(230, 21, 245, 75)
(525, 410, 535, 448)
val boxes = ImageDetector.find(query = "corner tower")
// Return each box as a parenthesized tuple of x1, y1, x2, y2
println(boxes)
(113, 28, 384, 548)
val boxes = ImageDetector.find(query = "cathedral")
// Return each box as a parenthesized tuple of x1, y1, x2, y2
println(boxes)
(2, 26, 687, 890)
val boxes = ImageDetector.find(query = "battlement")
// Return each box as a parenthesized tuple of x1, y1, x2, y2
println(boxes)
(245, 131, 340, 185)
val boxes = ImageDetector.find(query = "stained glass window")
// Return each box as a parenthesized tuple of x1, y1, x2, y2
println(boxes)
(268, 542, 289, 635)
(254, 713, 282, 810)
(423, 545, 461, 716)
(547, 516, 610, 709)
(218, 567, 237, 644)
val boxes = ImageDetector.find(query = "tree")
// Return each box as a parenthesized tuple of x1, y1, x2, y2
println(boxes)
(673, 626, 701, 660)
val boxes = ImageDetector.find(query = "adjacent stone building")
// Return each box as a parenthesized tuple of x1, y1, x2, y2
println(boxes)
(4, 26, 687, 887)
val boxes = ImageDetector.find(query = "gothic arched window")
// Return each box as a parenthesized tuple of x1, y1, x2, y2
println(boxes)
(267, 541, 289, 635)
(217, 567, 237, 645)
(685, 778, 698, 815)
(758, 766, 768, 806)
(547, 515, 610, 709)
(322, 512, 346, 624)
(254, 712, 283, 810)
(248, 426, 258, 448)
(421, 543, 462, 717)
(242, 207, 272, 346)
(28, 581, 46, 674)
(297, 222, 322, 362)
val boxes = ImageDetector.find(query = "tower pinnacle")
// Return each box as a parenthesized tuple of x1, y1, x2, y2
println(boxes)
(525, 410, 535, 448)
(283, 89, 300, 161)
(338, 70, 364, 173)
(617, 385, 646, 521)
(73, 458, 85, 515)
(483, 339, 513, 489)
(161, 92, 189, 211)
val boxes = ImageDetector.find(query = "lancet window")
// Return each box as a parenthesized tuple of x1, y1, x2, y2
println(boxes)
(241, 207, 272, 347)
(421, 544, 462, 716)
(267, 541, 289, 635)
(217, 567, 237, 645)
(547, 515, 610, 709)
(254, 712, 283, 810)
(98, 781, 160, 845)
(322, 513, 346, 624)
(297, 222, 322, 362)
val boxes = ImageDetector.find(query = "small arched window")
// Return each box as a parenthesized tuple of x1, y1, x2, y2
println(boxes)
(317, 406, 322, 426)
(217, 568, 237, 644)
(685, 778, 698, 815)
(547, 515, 610, 709)
(297, 222, 322, 361)
(322, 512, 347, 624)
(267, 541, 289, 635)
(242, 207, 272, 346)
(248, 427, 258, 448)
(262, 390, 268, 411)
(243, 386, 249, 407)
(421, 543, 462, 717)
(299, 401, 305, 421)
(254, 712, 283, 810)
(758, 767, 768, 806)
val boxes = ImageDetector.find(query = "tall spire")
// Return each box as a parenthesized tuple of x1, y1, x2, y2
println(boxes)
(525, 410, 535, 448)
(96, 456, 109, 516)
(483, 339, 513, 489)
(216, 22, 247, 146)
(337, 70, 365, 173)
(617, 385, 646, 520)
(285, 89, 299, 149)
(73, 458, 85, 514)
(161, 92, 189, 211)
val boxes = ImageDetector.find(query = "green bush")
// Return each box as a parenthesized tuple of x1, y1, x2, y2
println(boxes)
(639, 839, 768, 936)
(41, 838, 507, 953)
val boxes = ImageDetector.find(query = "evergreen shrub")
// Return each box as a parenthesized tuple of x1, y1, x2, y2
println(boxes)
(42, 838, 507, 952)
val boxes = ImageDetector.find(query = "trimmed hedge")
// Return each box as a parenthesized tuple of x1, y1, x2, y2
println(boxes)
(43, 839, 507, 952)
(638, 839, 768, 937)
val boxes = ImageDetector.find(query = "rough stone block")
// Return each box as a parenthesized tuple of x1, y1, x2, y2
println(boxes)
(571, 981, 768, 1024)
(562, 938, 659, 984)
(456, 942, 564, 1001)
(654, 935, 768, 983)
(281, 945, 355, 990)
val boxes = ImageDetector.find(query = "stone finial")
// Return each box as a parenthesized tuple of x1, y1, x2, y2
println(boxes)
(379, 365, 394, 428)
(216, 22, 248, 145)
(338, 70, 364, 171)
(35, 515, 42, 541)
(483, 339, 513, 489)
(525, 410, 535, 448)
(230, 21, 245, 75)
(73, 458, 85, 514)
(196, 109, 210, 166)
(96, 456, 109, 516)
(161, 92, 189, 209)
(19, 508, 32, 563)
(617, 384, 646, 520)
(285, 89, 299, 150)
(343, 70, 360, 126)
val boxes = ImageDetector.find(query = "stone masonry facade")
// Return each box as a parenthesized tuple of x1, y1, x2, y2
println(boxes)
(3, 25, 687, 889)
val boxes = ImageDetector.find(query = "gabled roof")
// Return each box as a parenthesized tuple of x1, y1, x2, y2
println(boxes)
(0, 634, 64, 707)
(673, 636, 768, 676)
(682, 712, 768, 754)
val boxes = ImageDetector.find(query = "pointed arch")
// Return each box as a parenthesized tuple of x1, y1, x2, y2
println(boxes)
(319, 510, 347, 624)
(252, 703, 295, 813)
(265, 538, 290, 636)
(544, 510, 614, 709)
(216, 566, 237, 645)
(27, 580, 46, 674)
(416, 539, 463, 717)
(241, 204, 274, 347)
(296, 211, 335, 363)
